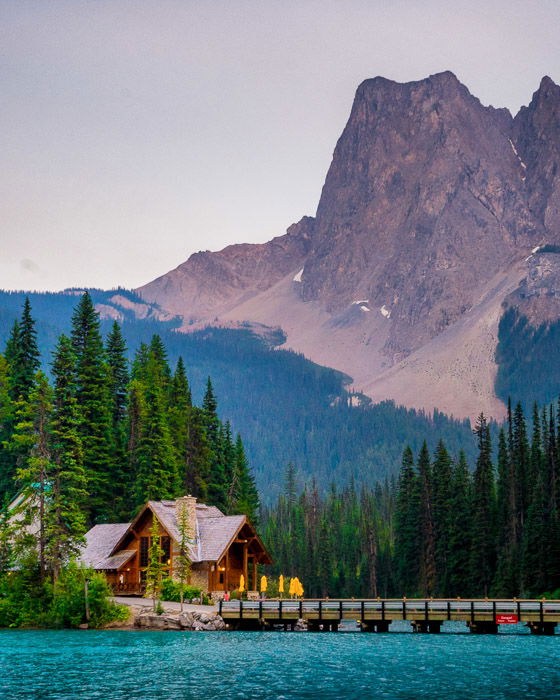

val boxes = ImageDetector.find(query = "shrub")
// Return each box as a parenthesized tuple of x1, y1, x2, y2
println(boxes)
(0, 554, 50, 628)
(48, 564, 129, 628)
(159, 577, 202, 603)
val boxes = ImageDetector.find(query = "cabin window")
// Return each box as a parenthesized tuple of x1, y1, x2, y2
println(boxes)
(140, 536, 149, 568)
(161, 536, 171, 564)
(219, 573, 224, 584)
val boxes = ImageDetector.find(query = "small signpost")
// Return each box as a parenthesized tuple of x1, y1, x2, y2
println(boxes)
(496, 614, 518, 624)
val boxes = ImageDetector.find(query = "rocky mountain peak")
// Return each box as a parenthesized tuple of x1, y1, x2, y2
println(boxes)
(138, 73, 560, 419)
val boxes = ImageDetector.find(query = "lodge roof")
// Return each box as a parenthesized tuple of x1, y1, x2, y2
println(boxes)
(81, 499, 271, 570)
(80, 523, 130, 570)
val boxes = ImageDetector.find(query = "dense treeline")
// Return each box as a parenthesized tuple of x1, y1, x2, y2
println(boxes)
(0, 289, 478, 497)
(0, 294, 259, 528)
(264, 404, 560, 598)
(496, 306, 560, 408)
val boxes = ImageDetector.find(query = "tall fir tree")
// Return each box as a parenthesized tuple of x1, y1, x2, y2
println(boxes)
(47, 335, 88, 582)
(394, 446, 420, 595)
(229, 434, 260, 523)
(432, 440, 452, 596)
(70, 292, 113, 523)
(168, 357, 192, 492)
(0, 355, 15, 499)
(202, 378, 227, 510)
(105, 322, 130, 518)
(470, 413, 496, 596)
(494, 427, 519, 596)
(417, 441, 436, 596)
(11, 372, 53, 578)
(132, 350, 179, 507)
(9, 299, 40, 402)
(446, 451, 472, 596)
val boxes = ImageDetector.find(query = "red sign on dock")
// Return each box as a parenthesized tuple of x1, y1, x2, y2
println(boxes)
(496, 614, 518, 624)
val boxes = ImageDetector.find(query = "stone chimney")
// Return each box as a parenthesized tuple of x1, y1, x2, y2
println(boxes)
(176, 495, 197, 540)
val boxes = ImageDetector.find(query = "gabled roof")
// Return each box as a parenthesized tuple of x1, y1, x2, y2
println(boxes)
(81, 523, 130, 569)
(82, 498, 272, 569)
(198, 515, 246, 561)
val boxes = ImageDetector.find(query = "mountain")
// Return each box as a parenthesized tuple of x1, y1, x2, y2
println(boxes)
(0, 289, 477, 497)
(138, 72, 560, 420)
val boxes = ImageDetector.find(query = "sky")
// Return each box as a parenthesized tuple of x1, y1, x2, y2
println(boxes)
(1, 0, 559, 292)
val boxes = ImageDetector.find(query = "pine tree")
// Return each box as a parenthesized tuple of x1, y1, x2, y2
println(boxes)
(4, 320, 20, 372)
(417, 441, 436, 596)
(494, 428, 518, 596)
(145, 514, 165, 610)
(168, 357, 192, 491)
(202, 378, 227, 510)
(184, 407, 211, 501)
(447, 451, 472, 596)
(394, 446, 420, 595)
(432, 440, 452, 596)
(229, 434, 260, 523)
(70, 292, 113, 523)
(11, 371, 53, 579)
(105, 322, 130, 518)
(175, 500, 194, 612)
(47, 335, 88, 582)
(470, 413, 496, 596)
(10, 299, 40, 402)
(0, 355, 15, 499)
(132, 351, 179, 506)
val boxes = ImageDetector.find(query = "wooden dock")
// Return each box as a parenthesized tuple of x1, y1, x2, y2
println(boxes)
(219, 598, 560, 634)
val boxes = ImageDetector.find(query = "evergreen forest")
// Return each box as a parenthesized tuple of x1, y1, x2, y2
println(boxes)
(496, 306, 560, 408)
(0, 294, 259, 526)
(263, 405, 560, 599)
(0, 288, 478, 496)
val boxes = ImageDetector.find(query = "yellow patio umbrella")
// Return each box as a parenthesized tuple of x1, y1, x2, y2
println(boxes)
(288, 577, 296, 597)
(238, 574, 245, 593)
(297, 579, 304, 598)
(260, 575, 268, 593)
(278, 574, 284, 596)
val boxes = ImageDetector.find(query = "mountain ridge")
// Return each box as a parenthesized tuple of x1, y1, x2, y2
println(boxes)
(138, 72, 560, 420)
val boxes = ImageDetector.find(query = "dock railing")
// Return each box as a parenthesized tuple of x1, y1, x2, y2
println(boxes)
(219, 598, 560, 628)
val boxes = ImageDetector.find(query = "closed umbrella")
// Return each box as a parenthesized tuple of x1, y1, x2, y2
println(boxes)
(260, 575, 268, 593)
(289, 577, 296, 597)
(278, 574, 284, 597)
(238, 574, 245, 593)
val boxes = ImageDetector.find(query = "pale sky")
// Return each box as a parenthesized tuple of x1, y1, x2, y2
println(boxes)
(1, 0, 559, 292)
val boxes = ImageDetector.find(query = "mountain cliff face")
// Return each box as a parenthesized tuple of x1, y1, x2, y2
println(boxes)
(138, 72, 560, 420)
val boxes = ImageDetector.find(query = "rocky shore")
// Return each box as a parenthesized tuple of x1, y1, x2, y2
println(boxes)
(134, 609, 226, 631)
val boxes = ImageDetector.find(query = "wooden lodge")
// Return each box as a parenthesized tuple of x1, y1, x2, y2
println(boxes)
(81, 496, 272, 599)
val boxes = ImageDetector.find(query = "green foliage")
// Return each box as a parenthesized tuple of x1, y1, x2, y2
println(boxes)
(70, 292, 113, 522)
(0, 562, 127, 629)
(174, 500, 193, 607)
(0, 289, 478, 500)
(496, 307, 560, 407)
(159, 578, 201, 603)
(49, 564, 128, 628)
(9, 298, 40, 403)
(265, 400, 560, 599)
(144, 515, 165, 608)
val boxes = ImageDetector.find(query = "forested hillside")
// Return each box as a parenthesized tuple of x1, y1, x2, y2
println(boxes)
(264, 403, 560, 599)
(496, 307, 560, 408)
(0, 290, 477, 496)
(0, 294, 259, 525)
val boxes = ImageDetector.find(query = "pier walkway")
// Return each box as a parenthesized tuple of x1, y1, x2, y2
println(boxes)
(219, 598, 560, 634)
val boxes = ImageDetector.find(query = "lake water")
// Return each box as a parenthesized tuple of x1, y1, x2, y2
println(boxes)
(1, 623, 560, 699)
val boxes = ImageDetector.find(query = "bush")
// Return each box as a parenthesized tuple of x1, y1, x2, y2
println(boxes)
(0, 554, 50, 628)
(159, 578, 202, 603)
(0, 560, 128, 629)
(49, 564, 129, 628)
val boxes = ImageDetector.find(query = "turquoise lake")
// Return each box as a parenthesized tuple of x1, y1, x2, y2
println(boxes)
(1, 624, 559, 699)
